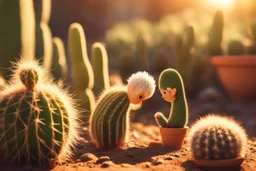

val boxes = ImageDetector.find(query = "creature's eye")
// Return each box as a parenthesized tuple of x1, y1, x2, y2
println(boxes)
(164, 91, 166, 94)
(139, 95, 143, 99)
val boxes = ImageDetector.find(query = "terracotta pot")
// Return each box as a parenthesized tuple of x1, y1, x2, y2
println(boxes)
(211, 56, 256, 100)
(159, 126, 188, 150)
(194, 155, 245, 168)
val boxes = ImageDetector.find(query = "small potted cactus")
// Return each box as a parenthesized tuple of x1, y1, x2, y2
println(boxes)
(209, 10, 256, 100)
(89, 71, 155, 149)
(188, 115, 247, 168)
(154, 68, 188, 150)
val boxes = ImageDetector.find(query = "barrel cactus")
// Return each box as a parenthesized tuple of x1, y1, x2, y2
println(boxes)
(0, 59, 79, 165)
(154, 68, 188, 128)
(188, 115, 247, 160)
(89, 71, 155, 149)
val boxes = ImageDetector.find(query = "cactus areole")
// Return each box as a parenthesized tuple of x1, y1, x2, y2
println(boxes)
(0, 60, 78, 165)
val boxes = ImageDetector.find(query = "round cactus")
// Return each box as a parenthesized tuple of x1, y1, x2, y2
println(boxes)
(0, 60, 79, 165)
(89, 71, 155, 149)
(188, 115, 247, 160)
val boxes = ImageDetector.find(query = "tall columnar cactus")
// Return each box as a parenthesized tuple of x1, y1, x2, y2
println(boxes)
(227, 40, 245, 55)
(33, 0, 53, 70)
(136, 35, 148, 71)
(91, 42, 110, 97)
(90, 72, 155, 149)
(154, 69, 188, 128)
(208, 10, 224, 56)
(68, 23, 95, 114)
(0, 0, 35, 79)
(188, 115, 247, 160)
(175, 25, 194, 85)
(51, 37, 67, 82)
(0, 59, 79, 165)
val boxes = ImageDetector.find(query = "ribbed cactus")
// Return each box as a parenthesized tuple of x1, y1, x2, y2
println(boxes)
(89, 72, 155, 149)
(154, 68, 188, 128)
(34, 0, 53, 70)
(208, 10, 224, 56)
(0, 0, 35, 79)
(51, 37, 67, 82)
(91, 42, 110, 96)
(68, 23, 95, 114)
(0, 59, 79, 165)
(188, 115, 247, 160)
(227, 40, 245, 55)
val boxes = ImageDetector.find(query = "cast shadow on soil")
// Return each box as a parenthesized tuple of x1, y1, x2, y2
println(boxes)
(181, 160, 245, 171)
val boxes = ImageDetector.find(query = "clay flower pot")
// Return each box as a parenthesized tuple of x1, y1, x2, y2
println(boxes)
(159, 126, 188, 150)
(194, 154, 245, 168)
(211, 56, 256, 100)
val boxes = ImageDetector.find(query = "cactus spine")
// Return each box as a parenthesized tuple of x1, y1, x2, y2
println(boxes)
(155, 68, 188, 128)
(34, 0, 53, 70)
(68, 23, 95, 113)
(90, 72, 155, 149)
(91, 43, 110, 96)
(0, 59, 79, 165)
(51, 37, 67, 82)
(188, 115, 247, 160)
(208, 10, 224, 56)
(0, 0, 35, 79)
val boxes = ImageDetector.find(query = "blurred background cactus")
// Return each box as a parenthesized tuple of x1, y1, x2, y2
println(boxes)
(0, 59, 79, 165)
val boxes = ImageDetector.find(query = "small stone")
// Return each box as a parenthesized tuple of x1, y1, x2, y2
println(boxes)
(96, 156, 110, 164)
(80, 153, 98, 162)
(101, 161, 115, 168)
(148, 141, 163, 148)
(164, 157, 173, 160)
(152, 158, 164, 165)
(144, 162, 151, 168)
(121, 163, 133, 168)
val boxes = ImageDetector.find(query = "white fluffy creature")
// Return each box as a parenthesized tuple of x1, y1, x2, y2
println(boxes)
(127, 71, 156, 104)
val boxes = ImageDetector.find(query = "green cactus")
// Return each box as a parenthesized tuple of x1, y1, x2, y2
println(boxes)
(51, 37, 67, 82)
(68, 23, 95, 113)
(0, 0, 35, 79)
(136, 35, 148, 71)
(188, 115, 247, 160)
(208, 10, 224, 56)
(91, 42, 110, 96)
(90, 72, 155, 149)
(34, 0, 53, 71)
(227, 40, 245, 55)
(154, 68, 188, 128)
(0, 59, 79, 165)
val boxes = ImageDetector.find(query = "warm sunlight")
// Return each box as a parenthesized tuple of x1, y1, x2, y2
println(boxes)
(206, 0, 235, 11)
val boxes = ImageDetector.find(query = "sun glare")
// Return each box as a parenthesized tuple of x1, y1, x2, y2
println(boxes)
(207, 0, 235, 11)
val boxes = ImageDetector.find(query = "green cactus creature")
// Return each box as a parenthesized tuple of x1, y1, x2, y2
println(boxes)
(0, 0, 35, 79)
(154, 68, 188, 128)
(68, 23, 95, 114)
(89, 71, 155, 149)
(188, 115, 247, 160)
(0, 59, 79, 165)
(91, 42, 110, 96)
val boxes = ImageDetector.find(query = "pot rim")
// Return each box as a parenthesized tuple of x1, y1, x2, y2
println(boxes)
(211, 55, 256, 67)
(193, 154, 245, 167)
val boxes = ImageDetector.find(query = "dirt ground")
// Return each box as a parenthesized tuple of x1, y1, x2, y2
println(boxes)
(1, 123, 255, 171)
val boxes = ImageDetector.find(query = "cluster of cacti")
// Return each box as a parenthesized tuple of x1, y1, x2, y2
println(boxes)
(0, 0, 35, 79)
(51, 37, 67, 83)
(0, 59, 79, 165)
(68, 23, 95, 116)
(188, 115, 247, 160)
(91, 43, 110, 96)
(154, 68, 188, 128)
(208, 10, 224, 56)
(89, 71, 155, 149)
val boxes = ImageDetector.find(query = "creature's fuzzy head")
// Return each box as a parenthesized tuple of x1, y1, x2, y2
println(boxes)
(127, 71, 155, 104)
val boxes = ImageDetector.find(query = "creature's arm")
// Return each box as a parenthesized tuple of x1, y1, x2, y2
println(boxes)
(154, 112, 168, 127)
